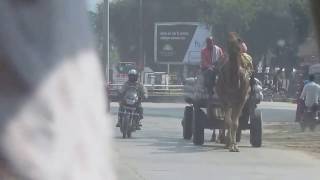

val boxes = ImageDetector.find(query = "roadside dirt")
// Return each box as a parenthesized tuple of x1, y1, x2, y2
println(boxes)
(263, 122, 320, 158)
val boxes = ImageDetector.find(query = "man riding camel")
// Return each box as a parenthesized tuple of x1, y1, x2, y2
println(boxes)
(200, 36, 224, 96)
(201, 36, 224, 142)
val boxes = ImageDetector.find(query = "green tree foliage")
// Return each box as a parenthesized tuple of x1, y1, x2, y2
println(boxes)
(94, 0, 311, 70)
(200, 0, 311, 69)
(199, 0, 262, 39)
(89, 6, 120, 66)
(108, 0, 200, 70)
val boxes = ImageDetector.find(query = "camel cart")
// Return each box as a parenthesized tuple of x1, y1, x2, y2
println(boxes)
(182, 74, 263, 147)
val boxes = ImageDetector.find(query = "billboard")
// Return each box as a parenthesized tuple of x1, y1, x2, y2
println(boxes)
(154, 22, 211, 65)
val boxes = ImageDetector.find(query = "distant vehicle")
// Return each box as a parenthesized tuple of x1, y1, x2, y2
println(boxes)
(262, 87, 273, 102)
(296, 63, 320, 131)
(112, 62, 136, 85)
(301, 105, 319, 132)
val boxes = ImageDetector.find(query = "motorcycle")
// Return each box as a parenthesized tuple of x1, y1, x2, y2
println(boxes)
(118, 87, 140, 138)
(262, 87, 273, 102)
(300, 105, 319, 132)
(253, 78, 264, 103)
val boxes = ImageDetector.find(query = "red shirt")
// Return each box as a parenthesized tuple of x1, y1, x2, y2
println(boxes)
(200, 45, 224, 70)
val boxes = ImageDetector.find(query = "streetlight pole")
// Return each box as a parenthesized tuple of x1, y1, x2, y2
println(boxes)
(103, 0, 110, 83)
(139, 0, 144, 82)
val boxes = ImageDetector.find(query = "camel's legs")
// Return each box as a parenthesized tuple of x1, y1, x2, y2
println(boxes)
(224, 108, 232, 148)
(217, 129, 225, 143)
(210, 129, 216, 142)
(229, 103, 246, 152)
(230, 109, 240, 152)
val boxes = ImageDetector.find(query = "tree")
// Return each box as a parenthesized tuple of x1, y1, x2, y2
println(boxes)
(199, 0, 262, 42)
(108, 0, 201, 71)
(89, 4, 120, 67)
(105, 0, 311, 71)
(244, 0, 311, 69)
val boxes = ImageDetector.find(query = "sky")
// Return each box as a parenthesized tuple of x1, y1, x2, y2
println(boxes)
(87, 0, 102, 12)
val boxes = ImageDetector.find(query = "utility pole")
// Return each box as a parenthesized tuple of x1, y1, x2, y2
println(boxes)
(103, 0, 110, 83)
(139, 0, 144, 82)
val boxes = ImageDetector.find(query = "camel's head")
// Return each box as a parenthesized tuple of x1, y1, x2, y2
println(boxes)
(227, 32, 242, 57)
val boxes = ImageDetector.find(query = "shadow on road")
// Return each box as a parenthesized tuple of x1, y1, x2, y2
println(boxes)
(115, 134, 253, 154)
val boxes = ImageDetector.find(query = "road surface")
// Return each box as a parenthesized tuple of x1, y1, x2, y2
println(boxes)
(111, 102, 320, 180)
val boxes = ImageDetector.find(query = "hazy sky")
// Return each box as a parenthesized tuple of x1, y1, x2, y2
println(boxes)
(87, 0, 102, 11)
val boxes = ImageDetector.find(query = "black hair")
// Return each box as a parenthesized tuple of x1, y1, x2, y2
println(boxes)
(309, 74, 315, 81)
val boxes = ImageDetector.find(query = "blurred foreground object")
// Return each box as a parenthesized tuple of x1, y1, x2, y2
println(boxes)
(0, 0, 114, 180)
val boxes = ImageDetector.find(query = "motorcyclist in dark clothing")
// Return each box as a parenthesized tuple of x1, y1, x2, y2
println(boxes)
(116, 69, 148, 130)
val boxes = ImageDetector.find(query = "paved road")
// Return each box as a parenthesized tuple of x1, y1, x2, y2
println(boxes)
(111, 102, 320, 180)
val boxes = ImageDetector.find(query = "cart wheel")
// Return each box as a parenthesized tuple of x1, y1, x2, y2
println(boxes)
(236, 129, 242, 143)
(310, 115, 318, 132)
(183, 106, 193, 140)
(300, 121, 306, 132)
(122, 119, 128, 139)
(127, 131, 131, 138)
(310, 124, 316, 132)
(193, 106, 204, 145)
(218, 130, 226, 144)
(250, 110, 262, 147)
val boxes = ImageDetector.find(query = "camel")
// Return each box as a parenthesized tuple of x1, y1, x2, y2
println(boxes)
(216, 32, 250, 152)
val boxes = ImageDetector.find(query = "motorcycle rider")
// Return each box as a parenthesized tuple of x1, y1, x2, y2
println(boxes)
(296, 79, 311, 122)
(300, 74, 320, 116)
(116, 69, 148, 130)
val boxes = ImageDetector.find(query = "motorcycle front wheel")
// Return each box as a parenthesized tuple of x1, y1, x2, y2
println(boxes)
(121, 115, 129, 138)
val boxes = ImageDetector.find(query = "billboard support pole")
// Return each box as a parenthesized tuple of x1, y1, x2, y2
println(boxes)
(167, 64, 170, 89)
(139, 0, 144, 82)
(183, 64, 188, 79)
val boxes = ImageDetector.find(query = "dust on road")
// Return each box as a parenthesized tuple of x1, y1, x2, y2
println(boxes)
(263, 122, 320, 158)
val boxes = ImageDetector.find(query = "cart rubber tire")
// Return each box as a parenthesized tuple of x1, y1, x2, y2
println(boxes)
(250, 110, 262, 147)
(121, 115, 129, 139)
(236, 129, 242, 143)
(300, 121, 306, 132)
(122, 120, 127, 139)
(127, 129, 132, 138)
(193, 106, 204, 145)
(183, 106, 193, 140)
